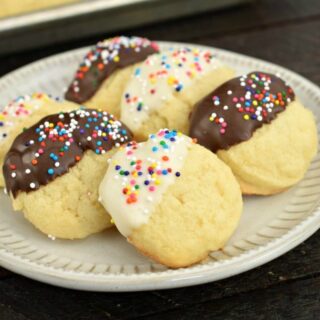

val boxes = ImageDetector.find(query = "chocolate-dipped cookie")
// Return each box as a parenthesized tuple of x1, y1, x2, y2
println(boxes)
(3, 108, 133, 239)
(65, 36, 159, 117)
(190, 72, 318, 195)
(0, 93, 77, 187)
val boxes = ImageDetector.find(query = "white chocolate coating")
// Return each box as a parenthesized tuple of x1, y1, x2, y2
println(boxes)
(0, 94, 47, 144)
(99, 129, 192, 236)
(120, 47, 224, 131)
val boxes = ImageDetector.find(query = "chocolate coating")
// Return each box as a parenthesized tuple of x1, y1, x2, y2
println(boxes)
(65, 36, 159, 104)
(3, 109, 133, 198)
(189, 71, 295, 152)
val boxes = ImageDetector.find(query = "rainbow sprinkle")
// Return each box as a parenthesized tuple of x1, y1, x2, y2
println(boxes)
(112, 129, 190, 205)
(0, 93, 52, 142)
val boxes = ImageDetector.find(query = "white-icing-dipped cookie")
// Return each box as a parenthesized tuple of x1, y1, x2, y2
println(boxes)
(120, 47, 235, 140)
(100, 129, 191, 237)
(0, 93, 76, 187)
(100, 129, 243, 268)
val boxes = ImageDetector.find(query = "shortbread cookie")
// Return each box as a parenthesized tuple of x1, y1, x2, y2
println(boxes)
(0, 93, 76, 187)
(120, 47, 235, 141)
(65, 36, 159, 117)
(190, 71, 318, 195)
(99, 129, 242, 268)
(3, 109, 133, 239)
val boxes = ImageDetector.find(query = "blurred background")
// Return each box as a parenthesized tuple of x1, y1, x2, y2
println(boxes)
(0, 0, 252, 55)
(1, 0, 318, 87)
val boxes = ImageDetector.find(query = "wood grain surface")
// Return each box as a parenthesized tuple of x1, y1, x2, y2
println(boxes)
(0, 0, 319, 319)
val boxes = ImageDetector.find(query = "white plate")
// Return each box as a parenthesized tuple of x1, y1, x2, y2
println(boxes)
(0, 42, 320, 292)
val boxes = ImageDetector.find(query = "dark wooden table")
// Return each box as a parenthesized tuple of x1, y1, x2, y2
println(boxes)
(0, 1, 320, 319)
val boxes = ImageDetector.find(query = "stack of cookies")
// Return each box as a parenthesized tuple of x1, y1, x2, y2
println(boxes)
(1, 36, 317, 268)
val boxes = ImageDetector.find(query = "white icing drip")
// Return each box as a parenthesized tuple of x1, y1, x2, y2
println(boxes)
(120, 47, 224, 131)
(99, 129, 192, 237)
